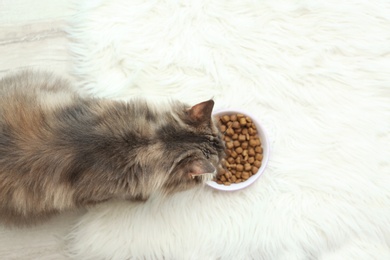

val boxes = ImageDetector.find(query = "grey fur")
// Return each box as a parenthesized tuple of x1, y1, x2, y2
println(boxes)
(0, 71, 224, 226)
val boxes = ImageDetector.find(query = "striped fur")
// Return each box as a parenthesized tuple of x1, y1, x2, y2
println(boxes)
(0, 71, 224, 226)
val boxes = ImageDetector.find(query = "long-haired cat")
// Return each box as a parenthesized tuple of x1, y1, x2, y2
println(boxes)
(0, 71, 224, 226)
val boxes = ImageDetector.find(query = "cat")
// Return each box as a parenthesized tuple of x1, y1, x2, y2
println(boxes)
(0, 71, 225, 226)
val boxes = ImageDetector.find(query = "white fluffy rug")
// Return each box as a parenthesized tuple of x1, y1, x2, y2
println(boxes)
(66, 0, 390, 259)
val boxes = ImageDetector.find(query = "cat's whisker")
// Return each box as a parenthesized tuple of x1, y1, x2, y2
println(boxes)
(190, 172, 215, 182)
(202, 172, 215, 182)
(189, 171, 216, 182)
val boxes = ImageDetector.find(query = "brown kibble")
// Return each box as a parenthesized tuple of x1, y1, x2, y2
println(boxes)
(221, 115, 230, 123)
(254, 160, 261, 168)
(248, 128, 256, 135)
(215, 112, 265, 186)
(235, 156, 241, 164)
(251, 166, 259, 174)
(236, 164, 244, 172)
(236, 154, 243, 162)
(232, 121, 240, 129)
(227, 157, 235, 164)
(225, 161, 231, 168)
(239, 118, 247, 125)
(238, 134, 246, 141)
(226, 127, 234, 136)
(225, 171, 232, 179)
(249, 139, 257, 147)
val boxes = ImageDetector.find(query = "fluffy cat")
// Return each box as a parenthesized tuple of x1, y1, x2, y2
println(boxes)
(0, 71, 224, 226)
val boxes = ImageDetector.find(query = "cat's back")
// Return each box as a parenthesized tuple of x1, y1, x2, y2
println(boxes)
(0, 70, 73, 98)
(0, 71, 77, 160)
(0, 71, 76, 114)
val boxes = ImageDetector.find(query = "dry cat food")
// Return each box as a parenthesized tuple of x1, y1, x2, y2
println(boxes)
(214, 113, 263, 186)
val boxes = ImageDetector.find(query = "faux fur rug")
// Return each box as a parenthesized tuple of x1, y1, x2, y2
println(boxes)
(66, 0, 390, 259)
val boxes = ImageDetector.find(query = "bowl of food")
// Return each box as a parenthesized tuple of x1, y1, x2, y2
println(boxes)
(207, 109, 270, 191)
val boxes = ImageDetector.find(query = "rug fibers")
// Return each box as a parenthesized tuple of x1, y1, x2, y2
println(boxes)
(66, 0, 390, 259)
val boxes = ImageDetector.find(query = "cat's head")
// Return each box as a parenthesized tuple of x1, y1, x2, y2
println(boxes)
(157, 99, 225, 194)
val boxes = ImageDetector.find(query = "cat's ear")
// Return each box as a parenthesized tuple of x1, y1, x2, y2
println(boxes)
(187, 100, 214, 125)
(188, 159, 216, 177)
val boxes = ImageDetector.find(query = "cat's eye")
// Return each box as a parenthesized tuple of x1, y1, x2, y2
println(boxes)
(203, 149, 211, 159)
(208, 136, 223, 150)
